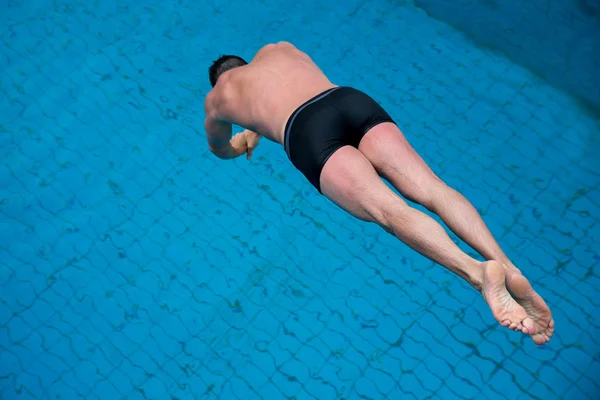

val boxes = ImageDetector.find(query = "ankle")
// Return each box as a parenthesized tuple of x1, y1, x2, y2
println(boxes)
(465, 260, 484, 292)
(483, 252, 520, 274)
(495, 258, 521, 275)
(469, 272, 484, 292)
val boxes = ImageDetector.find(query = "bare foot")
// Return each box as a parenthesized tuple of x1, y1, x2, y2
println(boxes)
(505, 270, 555, 345)
(481, 261, 529, 333)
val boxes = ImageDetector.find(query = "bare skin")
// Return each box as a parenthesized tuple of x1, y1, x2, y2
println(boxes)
(204, 42, 554, 345)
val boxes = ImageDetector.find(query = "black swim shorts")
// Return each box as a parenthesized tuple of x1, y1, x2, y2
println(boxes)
(284, 86, 396, 193)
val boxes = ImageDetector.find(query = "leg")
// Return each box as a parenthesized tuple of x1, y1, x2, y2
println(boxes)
(358, 123, 553, 344)
(358, 123, 516, 269)
(319, 146, 534, 337)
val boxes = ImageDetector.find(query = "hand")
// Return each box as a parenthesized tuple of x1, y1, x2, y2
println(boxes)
(229, 130, 249, 156)
(245, 130, 261, 160)
(228, 130, 261, 160)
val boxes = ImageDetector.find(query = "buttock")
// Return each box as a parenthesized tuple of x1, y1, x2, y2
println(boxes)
(284, 87, 395, 193)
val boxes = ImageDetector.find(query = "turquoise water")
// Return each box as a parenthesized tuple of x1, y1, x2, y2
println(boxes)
(1, 0, 599, 399)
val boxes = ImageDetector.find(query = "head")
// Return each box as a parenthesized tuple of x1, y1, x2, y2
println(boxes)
(208, 55, 248, 87)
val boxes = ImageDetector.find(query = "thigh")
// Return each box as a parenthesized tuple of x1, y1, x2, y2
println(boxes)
(319, 145, 404, 224)
(358, 122, 442, 206)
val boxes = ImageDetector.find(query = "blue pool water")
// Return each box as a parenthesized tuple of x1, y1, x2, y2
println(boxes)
(1, 0, 599, 399)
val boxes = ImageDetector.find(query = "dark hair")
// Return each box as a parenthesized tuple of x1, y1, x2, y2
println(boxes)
(208, 55, 248, 87)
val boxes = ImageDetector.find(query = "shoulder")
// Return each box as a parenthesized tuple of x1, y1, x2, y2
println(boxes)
(204, 90, 228, 122)
(204, 75, 237, 119)
(257, 41, 297, 53)
(274, 41, 296, 48)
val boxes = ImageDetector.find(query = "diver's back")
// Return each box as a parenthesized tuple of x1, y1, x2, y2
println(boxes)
(226, 42, 337, 144)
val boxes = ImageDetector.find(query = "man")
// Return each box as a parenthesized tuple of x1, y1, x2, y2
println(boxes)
(203, 42, 554, 345)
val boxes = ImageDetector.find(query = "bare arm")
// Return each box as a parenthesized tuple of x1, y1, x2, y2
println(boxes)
(204, 117, 244, 160)
(204, 92, 246, 160)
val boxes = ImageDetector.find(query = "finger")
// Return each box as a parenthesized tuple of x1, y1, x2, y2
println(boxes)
(247, 148, 253, 160)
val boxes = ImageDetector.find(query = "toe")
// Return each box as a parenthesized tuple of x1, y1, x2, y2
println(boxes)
(532, 335, 543, 345)
(516, 322, 523, 330)
(532, 332, 548, 345)
(522, 317, 537, 336)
